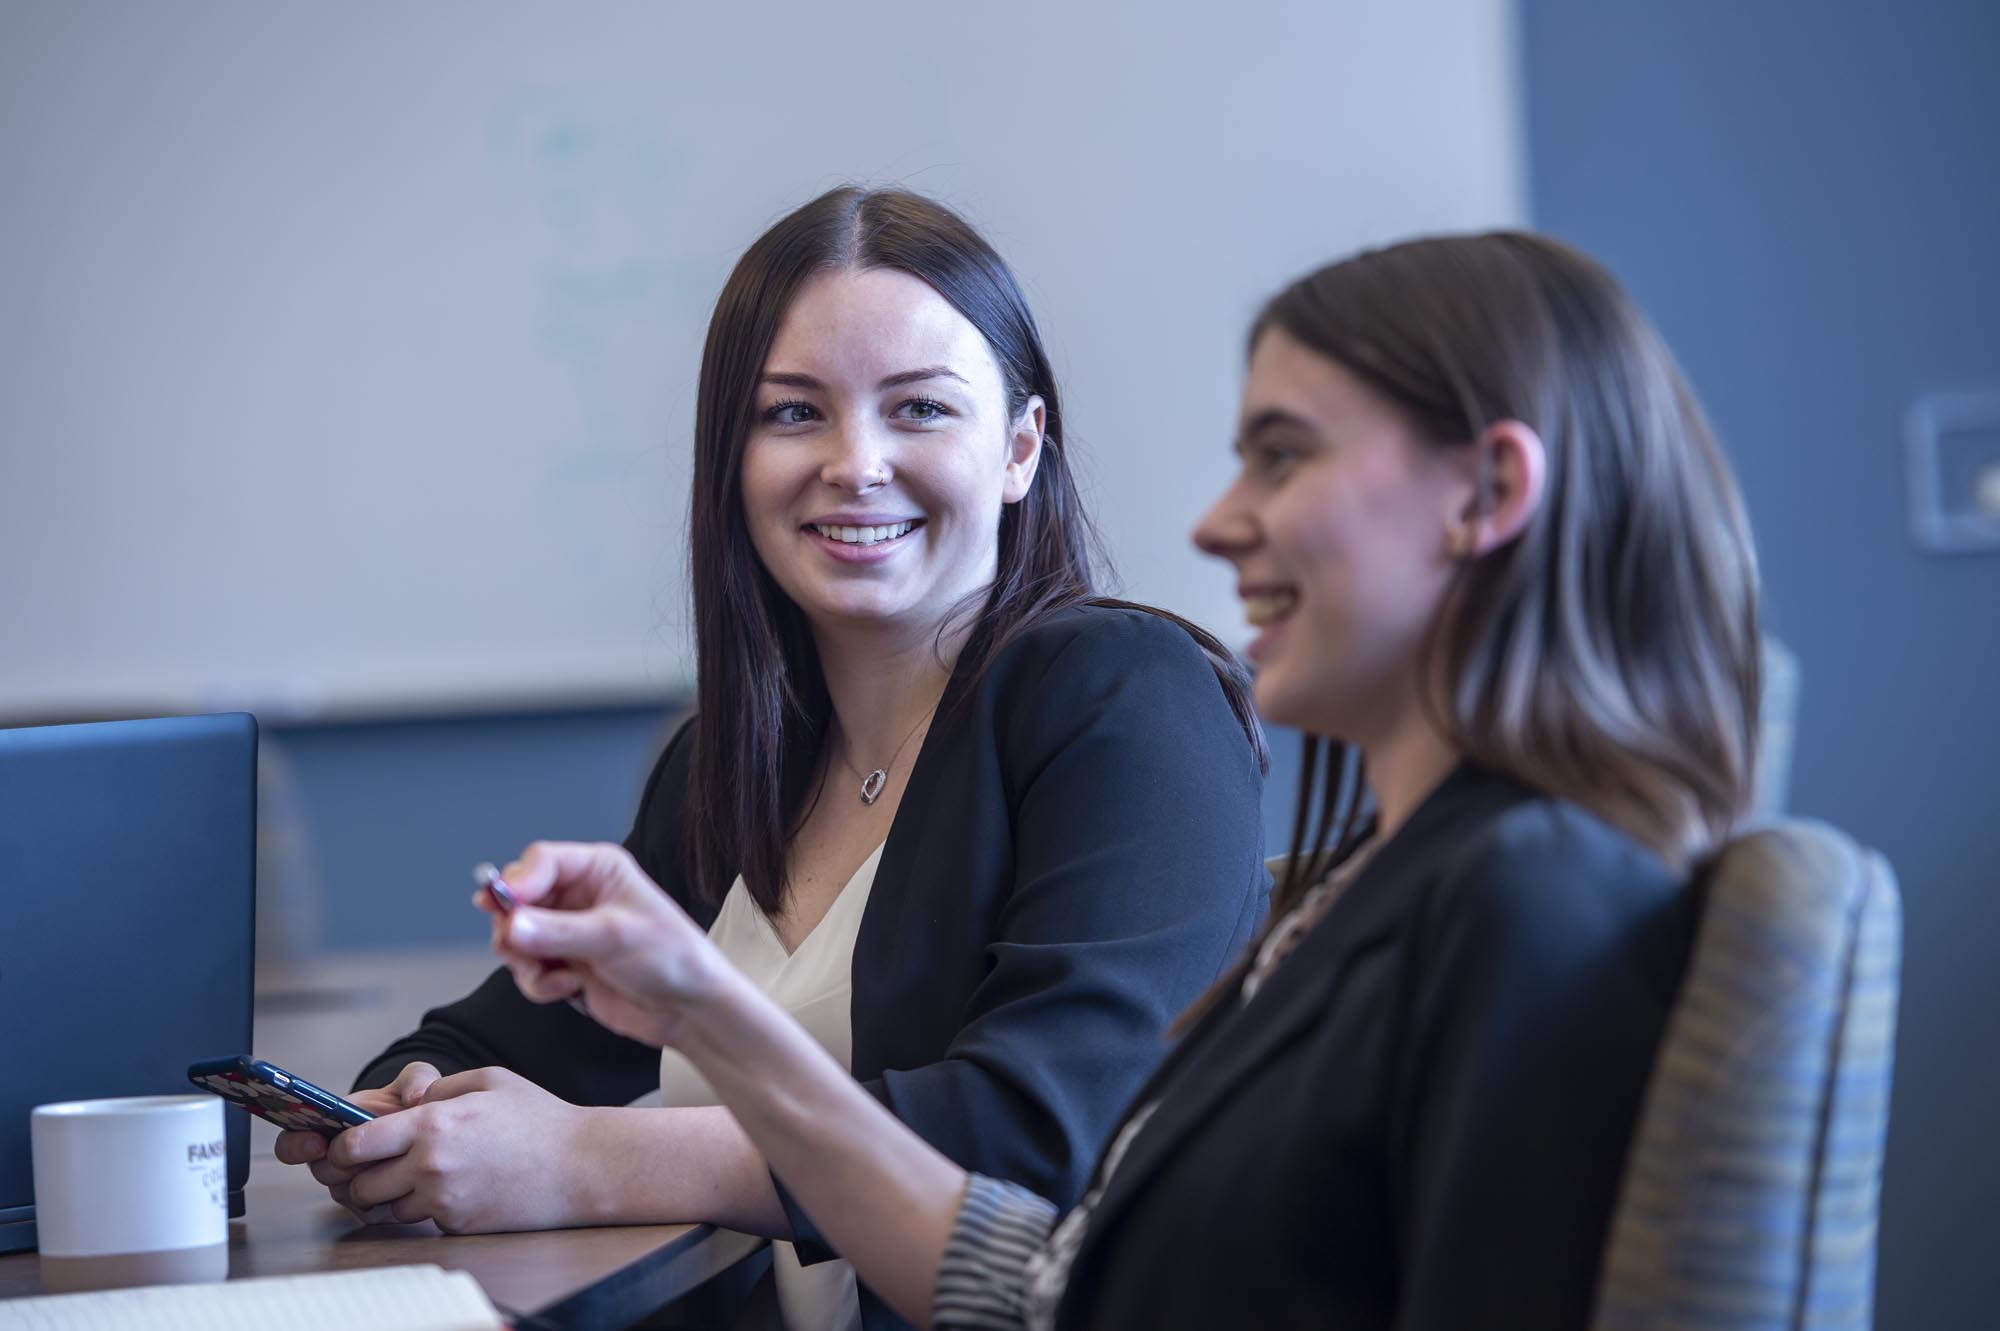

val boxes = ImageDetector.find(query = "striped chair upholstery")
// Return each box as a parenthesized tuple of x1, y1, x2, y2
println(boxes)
(1591, 821, 1902, 1331)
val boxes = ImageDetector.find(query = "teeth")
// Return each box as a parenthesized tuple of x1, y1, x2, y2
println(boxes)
(1243, 590, 1297, 627)
(813, 521, 915, 546)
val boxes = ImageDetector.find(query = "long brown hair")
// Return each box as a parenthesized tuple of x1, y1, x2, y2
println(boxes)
(1265, 231, 1762, 918)
(684, 186, 1263, 912)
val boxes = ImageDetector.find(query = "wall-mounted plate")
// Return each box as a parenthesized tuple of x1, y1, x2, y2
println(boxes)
(1906, 390, 2000, 554)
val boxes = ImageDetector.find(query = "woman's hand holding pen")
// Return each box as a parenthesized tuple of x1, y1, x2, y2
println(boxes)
(481, 841, 737, 1050)
(489, 839, 967, 1322)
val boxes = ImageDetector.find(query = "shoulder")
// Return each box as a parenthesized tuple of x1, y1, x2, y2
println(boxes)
(623, 713, 699, 898)
(1454, 793, 1670, 891)
(636, 712, 699, 812)
(977, 601, 1224, 699)
(1412, 777, 1689, 984)
(961, 602, 1258, 791)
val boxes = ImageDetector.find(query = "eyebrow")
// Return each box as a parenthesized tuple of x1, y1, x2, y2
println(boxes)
(759, 366, 969, 392)
(1233, 407, 1319, 452)
(879, 365, 966, 390)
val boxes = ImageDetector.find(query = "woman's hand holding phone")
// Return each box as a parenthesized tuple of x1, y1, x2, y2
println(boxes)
(275, 1059, 609, 1232)
(330, 1067, 603, 1232)
(272, 1061, 439, 1217)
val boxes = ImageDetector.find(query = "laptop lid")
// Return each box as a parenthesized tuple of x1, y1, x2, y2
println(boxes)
(0, 713, 256, 1250)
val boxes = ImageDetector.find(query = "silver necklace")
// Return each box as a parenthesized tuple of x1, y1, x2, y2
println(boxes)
(836, 703, 937, 806)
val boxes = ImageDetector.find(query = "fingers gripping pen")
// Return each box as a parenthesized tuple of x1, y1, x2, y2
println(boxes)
(474, 862, 590, 1017)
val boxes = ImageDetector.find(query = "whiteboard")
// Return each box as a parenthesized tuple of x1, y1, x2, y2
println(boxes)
(0, 0, 1523, 720)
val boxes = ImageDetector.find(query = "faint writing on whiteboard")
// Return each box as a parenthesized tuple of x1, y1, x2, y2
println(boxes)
(490, 91, 710, 440)
(486, 89, 704, 588)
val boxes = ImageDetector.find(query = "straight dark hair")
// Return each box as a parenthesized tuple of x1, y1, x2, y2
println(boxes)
(685, 186, 1264, 912)
(1265, 232, 1763, 919)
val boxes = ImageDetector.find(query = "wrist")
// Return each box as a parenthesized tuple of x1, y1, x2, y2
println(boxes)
(552, 1106, 773, 1231)
(561, 1106, 627, 1226)
(667, 956, 768, 1058)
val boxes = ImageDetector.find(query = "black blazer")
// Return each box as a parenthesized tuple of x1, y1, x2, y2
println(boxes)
(357, 604, 1268, 1328)
(1045, 763, 1696, 1331)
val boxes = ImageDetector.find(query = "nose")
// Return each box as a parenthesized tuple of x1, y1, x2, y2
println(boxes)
(1192, 478, 1258, 561)
(819, 419, 893, 493)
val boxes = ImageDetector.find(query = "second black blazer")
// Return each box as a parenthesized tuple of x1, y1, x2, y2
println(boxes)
(1040, 763, 1697, 1330)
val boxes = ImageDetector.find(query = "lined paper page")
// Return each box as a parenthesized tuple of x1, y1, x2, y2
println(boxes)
(0, 1265, 503, 1331)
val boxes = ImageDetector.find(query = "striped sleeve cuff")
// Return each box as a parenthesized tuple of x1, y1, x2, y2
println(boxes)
(932, 1174, 1061, 1331)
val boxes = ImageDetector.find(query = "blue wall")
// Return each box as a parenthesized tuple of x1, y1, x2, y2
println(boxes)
(1519, 1, 2000, 1321)
(259, 706, 680, 955)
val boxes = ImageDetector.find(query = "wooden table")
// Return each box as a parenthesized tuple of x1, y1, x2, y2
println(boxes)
(0, 1157, 765, 1328)
(0, 946, 767, 1327)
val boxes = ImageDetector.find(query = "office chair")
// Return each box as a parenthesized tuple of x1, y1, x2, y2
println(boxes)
(1592, 821, 1902, 1331)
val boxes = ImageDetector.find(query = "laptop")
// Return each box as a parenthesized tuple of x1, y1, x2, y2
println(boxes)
(0, 713, 257, 1253)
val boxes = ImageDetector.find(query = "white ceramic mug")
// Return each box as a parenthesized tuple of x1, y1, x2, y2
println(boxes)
(30, 1095, 229, 1292)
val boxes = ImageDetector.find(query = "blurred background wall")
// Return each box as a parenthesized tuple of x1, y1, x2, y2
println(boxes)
(0, 0, 1521, 720)
(2, 0, 1527, 945)
(1520, 3, 1999, 1323)
(4, 2, 1994, 1323)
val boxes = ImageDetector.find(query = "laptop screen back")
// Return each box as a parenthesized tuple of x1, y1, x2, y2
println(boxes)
(0, 713, 256, 1248)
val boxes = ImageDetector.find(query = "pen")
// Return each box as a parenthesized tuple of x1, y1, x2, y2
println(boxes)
(472, 861, 519, 913)
(472, 861, 590, 1017)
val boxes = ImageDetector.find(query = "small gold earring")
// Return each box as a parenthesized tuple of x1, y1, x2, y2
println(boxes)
(1447, 525, 1475, 558)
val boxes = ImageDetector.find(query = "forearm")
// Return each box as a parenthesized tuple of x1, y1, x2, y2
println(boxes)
(357, 968, 660, 1104)
(571, 1105, 793, 1237)
(676, 970, 968, 1330)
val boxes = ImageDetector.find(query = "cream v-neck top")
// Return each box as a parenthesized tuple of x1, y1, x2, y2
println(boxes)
(657, 842, 885, 1331)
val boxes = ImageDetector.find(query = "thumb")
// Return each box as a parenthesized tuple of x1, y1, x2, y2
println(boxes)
(417, 1067, 496, 1106)
(387, 1061, 441, 1107)
(502, 840, 648, 909)
(505, 902, 630, 962)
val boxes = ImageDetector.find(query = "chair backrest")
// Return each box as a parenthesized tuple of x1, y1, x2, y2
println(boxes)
(1592, 820, 1902, 1331)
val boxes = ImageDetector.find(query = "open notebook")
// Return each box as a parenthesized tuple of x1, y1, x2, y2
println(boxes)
(0, 1265, 505, 1330)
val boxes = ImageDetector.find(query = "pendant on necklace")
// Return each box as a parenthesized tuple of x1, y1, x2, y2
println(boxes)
(860, 769, 888, 805)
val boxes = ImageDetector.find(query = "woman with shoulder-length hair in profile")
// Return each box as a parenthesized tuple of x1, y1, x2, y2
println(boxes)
(487, 229, 1764, 1329)
(270, 187, 1269, 1331)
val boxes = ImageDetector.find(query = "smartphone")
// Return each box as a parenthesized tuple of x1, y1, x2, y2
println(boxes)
(187, 1056, 375, 1136)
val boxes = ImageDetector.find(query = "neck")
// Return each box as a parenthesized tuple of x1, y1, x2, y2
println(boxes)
(1357, 697, 1463, 843)
(812, 614, 967, 766)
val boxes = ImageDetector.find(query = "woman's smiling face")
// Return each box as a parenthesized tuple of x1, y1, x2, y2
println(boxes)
(1193, 327, 1468, 742)
(738, 266, 1043, 638)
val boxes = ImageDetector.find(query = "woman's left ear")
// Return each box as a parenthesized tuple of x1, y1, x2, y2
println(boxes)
(1002, 396, 1047, 505)
(1447, 418, 1546, 558)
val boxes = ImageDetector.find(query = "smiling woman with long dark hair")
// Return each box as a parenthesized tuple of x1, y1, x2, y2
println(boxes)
(271, 187, 1269, 1331)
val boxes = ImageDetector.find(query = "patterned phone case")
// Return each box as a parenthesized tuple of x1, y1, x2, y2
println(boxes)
(187, 1056, 375, 1135)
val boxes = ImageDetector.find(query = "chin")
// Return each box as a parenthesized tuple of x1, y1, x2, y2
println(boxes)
(1250, 669, 1311, 732)
(779, 574, 899, 615)
(805, 592, 923, 626)
(1254, 663, 1358, 740)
